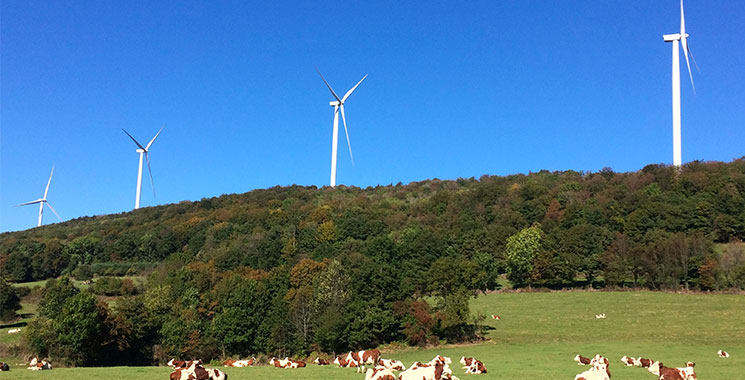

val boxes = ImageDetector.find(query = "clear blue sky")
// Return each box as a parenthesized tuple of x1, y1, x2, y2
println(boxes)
(2, 0, 744, 232)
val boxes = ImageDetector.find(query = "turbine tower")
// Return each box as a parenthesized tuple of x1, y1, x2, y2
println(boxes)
(16, 165, 62, 227)
(317, 69, 367, 187)
(663, 0, 696, 167)
(122, 127, 163, 209)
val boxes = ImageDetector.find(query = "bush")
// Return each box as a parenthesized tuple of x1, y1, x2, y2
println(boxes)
(92, 277, 124, 296)
(72, 264, 94, 281)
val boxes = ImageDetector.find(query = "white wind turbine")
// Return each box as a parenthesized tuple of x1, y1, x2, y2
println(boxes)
(122, 127, 163, 209)
(317, 69, 367, 187)
(15, 165, 62, 227)
(663, 0, 697, 167)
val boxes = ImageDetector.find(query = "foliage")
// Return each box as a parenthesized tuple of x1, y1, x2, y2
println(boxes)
(505, 224, 544, 288)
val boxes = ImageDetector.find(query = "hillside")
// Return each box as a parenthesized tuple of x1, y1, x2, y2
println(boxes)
(3, 159, 745, 289)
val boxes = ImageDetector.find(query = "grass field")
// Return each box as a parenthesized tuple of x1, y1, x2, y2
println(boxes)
(0, 291, 742, 379)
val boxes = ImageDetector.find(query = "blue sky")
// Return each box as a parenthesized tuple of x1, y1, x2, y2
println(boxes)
(2, 0, 744, 232)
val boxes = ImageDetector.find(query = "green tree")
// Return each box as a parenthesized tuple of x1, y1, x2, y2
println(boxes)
(38, 277, 80, 319)
(0, 280, 21, 321)
(55, 292, 108, 366)
(504, 224, 544, 288)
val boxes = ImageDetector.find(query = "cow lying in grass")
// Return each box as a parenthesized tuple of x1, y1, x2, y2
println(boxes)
(398, 361, 457, 380)
(0, 362, 9, 371)
(574, 355, 610, 380)
(223, 357, 254, 367)
(334, 356, 360, 368)
(459, 357, 486, 374)
(718, 350, 729, 358)
(378, 358, 406, 371)
(27, 357, 52, 371)
(270, 357, 306, 368)
(647, 361, 696, 380)
(365, 366, 397, 380)
(314, 357, 330, 365)
(169, 359, 227, 380)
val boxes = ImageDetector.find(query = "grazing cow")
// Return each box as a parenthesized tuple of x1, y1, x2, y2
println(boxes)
(717, 350, 729, 358)
(648, 361, 696, 380)
(574, 354, 592, 365)
(0, 362, 9, 371)
(7, 328, 20, 334)
(366, 366, 397, 380)
(490, 315, 501, 320)
(399, 362, 450, 380)
(314, 357, 330, 365)
(347, 349, 382, 365)
(378, 358, 406, 371)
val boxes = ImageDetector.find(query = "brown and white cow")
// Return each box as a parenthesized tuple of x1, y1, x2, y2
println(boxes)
(399, 361, 451, 380)
(366, 366, 397, 380)
(428, 355, 452, 365)
(637, 358, 656, 371)
(270, 357, 305, 368)
(490, 315, 501, 320)
(620, 356, 637, 367)
(334, 356, 360, 367)
(717, 350, 729, 358)
(27, 358, 52, 371)
(224, 358, 254, 367)
(170, 368, 197, 380)
(314, 357, 330, 365)
(459, 357, 486, 374)
(574, 354, 592, 365)
(169, 359, 203, 369)
(378, 359, 405, 371)
(347, 349, 381, 365)
(594, 314, 606, 319)
(648, 361, 696, 380)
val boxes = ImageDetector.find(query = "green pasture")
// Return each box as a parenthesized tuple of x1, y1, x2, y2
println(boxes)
(1, 291, 743, 379)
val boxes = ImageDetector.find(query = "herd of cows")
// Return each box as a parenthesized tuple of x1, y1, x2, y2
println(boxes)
(572, 350, 729, 380)
(0, 348, 732, 379)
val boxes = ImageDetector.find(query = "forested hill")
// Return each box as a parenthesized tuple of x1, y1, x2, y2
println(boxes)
(3, 159, 745, 290)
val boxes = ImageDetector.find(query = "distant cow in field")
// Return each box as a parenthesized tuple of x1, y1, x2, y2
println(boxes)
(378, 358, 406, 371)
(595, 314, 606, 319)
(637, 358, 655, 370)
(620, 356, 640, 367)
(428, 355, 452, 365)
(27, 358, 51, 371)
(335, 356, 360, 367)
(575, 355, 610, 380)
(0, 362, 9, 371)
(459, 357, 486, 374)
(718, 350, 729, 358)
(347, 349, 381, 365)
(7, 328, 20, 334)
(490, 315, 501, 320)
(224, 358, 254, 367)
(648, 361, 696, 380)
(366, 366, 397, 380)
(314, 357, 330, 365)
(169, 359, 203, 369)
(270, 357, 305, 368)
(574, 355, 592, 365)
(399, 361, 451, 380)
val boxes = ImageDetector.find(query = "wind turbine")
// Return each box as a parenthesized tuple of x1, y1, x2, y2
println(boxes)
(663, 0, 697, 167)
(317, 69, 367, 187)
(122, 127, 163, 209)
(15, 165, 62, 227)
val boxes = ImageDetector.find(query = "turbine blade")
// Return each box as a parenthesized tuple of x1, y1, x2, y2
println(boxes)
(15, 199, 43, 207)
(340, 105, 355, 166)
(145, 153, 156, 199)
(44, 165, 55, 199)
(688, 44, 701, 73)
(681, 38, 695, 94)
(122, 129, 146, 150)
(316, 67, 341, 102)
(46, 202, 62, 222)
(680, 0, 686, 36)
(341, 74, 368, 103)
(145, 126, 164, 151)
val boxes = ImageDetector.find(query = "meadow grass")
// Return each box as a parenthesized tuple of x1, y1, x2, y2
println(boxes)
(0, 291, 742, 379)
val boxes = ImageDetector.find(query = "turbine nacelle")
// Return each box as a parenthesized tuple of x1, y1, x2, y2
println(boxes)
(330, 101, 341, 107)
(663, 33, 688, 42)
(136, 148, 145, 153)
